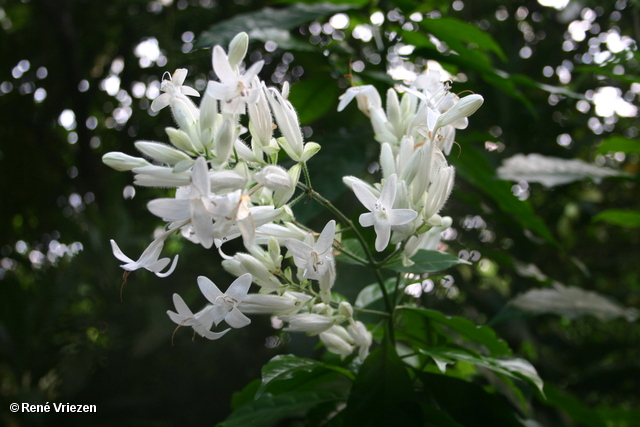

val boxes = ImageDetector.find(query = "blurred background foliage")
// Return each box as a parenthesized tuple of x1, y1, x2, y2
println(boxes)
(0, 0, 639, 425)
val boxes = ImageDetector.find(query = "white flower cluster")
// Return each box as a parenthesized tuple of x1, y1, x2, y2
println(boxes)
(338, 71, 483, 264)
(104, 33, 370, 361)
(104, 33, 482, 362)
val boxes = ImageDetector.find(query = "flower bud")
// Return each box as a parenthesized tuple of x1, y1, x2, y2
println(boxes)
(320, 326, 353, 357)
(102, 152, 150, 171)
(435, 94, 483, 131)
(215, 115, 237, 163)
(135, 141, 192, 165)
(254, 165, 292, 191)
(227, 32, 249, 69)
(166, 127, 197, 154)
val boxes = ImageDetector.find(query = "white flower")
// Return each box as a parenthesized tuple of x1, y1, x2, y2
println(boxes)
(151, 68, 200, 113)
(110, 225, 181, 277)
(285, 220, 336, 281)
(337, 85, 382, 116)
(147, 157, 216, 248)
(198, 273, 252, 328)
(278, 313, 335, 333)
(167, 293, 230, 340)
(207, 45, 264, 114)
(352, 174, 418, 251)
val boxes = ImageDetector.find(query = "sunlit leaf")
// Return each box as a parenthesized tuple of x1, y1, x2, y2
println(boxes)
(385, 249, 469, 274)
(418, 346, 544, 395)
(509, 283, 640, 322)
(450, 143, 556, 245)
(355, 277, 399, 308)
(593, 209, 640, 228)
(496, 153, 628, 187)
(419, 17, 507, 62)
(196, 3, 357, 48)
(257, 354, 354, 398)
(597, 136, 640, 155)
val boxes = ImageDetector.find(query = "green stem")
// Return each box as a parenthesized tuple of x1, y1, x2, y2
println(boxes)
(335, 246, 368, 265)
(295, 181, 396, 341)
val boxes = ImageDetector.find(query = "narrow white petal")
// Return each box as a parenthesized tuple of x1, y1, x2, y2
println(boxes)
(150, 94, 171, 112)
(285, 238, 313, 260)
(147, 198, 191, 221)
(212, 46, 236, 84)
(110, 240, 135, 263)
(201, 328, 231, 340)
(181, 86, 200, 98)
(387, 208, 418, 226)
(226, 273, 252, 302)
(315, 220, 336, 254)
(171, 294, 194, 321)
(359, 212, 375, 228)
(155, 255, 179, 278)
(374, 223, 391, 252)
(379, 174, 398, 209)
(225, 308, 251, 328)
(210, 305, 228, 326)
(197, 276, 223, 304)
(191, 157, 210, 197)
(352, 182, 378, 212)
(206, 81, 231, 99)
(192, 201, 214, 249)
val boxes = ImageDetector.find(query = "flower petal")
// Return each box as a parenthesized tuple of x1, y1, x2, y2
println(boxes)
(197, 276, 223, 304)
(225, 273, 252, 302)
(110, 239, 135, 264)
(212, 45, 236, 84)
(284, 238, 313, 260)
(387, 208, 418, 226)
(147, 198, 191, 221)
(225, 307, 251, 328)
(374, 222, 391, 252)
(352, 182, 378, 212)
(315, 220, 336, 255)
(359, 212, 375, 228)
(379, 174, 397, 210)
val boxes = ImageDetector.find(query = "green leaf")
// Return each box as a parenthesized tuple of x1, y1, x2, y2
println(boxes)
(355, 277, 400, 308)
(421, 404, 465, 427)
(288, 77, 339, 125)
(418, 346, 544, 395)
(418, 372, 527, 427)
(593, 209, 640, 228)
(219, 390, 347, 427)
(344, 334, 423, 426)
(257, 354, 354, 398)
(385, 249, 469, 274)
(509, 283, 640, 321)
(196, 3, 357, 48)
(231, 378, 261, 410)
(398, 307, 512, 356)
(597, 136, 640, 155)
(335, 238, 367, 266)
(419, 17, 507, 62)
(450, 142, 557, 245)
